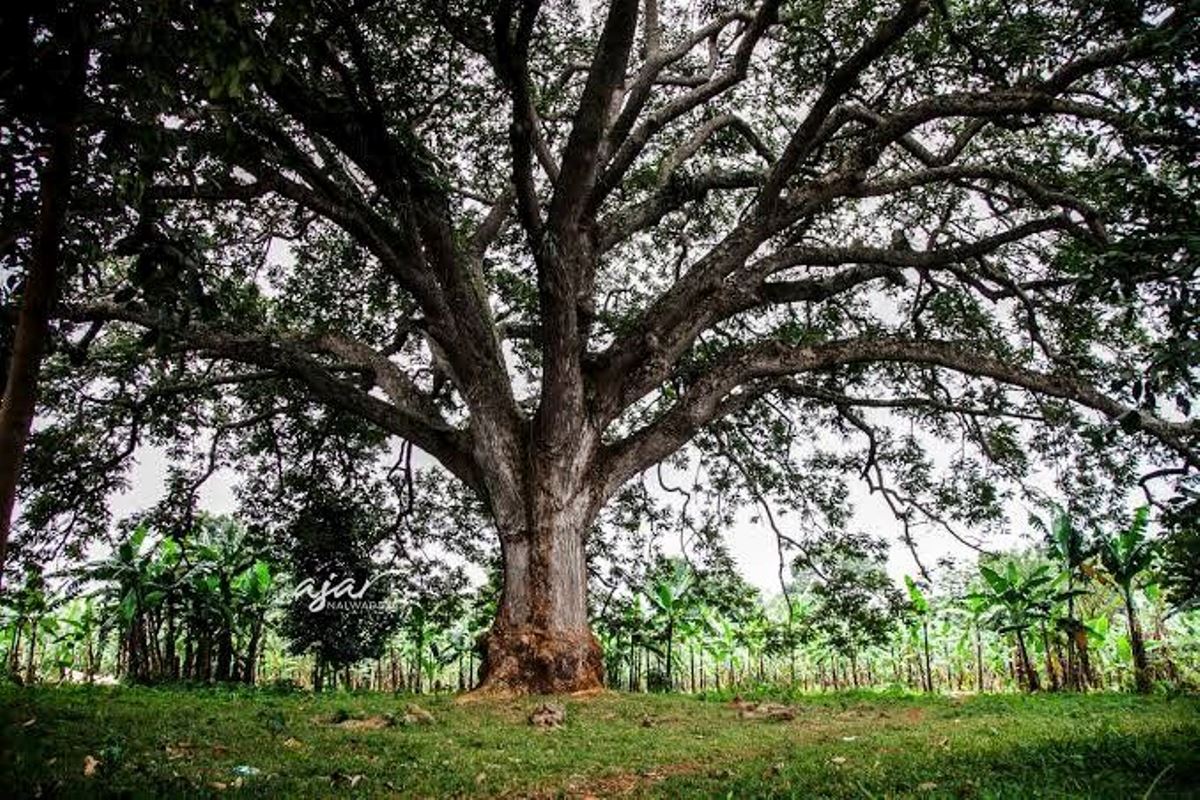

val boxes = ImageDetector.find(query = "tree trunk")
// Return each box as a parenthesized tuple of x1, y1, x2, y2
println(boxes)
(243, 618, 262, 685)
(921, 621, 933, 692)
(215, 627, 233, 682)
(1041, 622, 1060, 691)
(23, 618, 38, 684)
(1015, 630, 1040, 692)
(1066, 590, 1077, 691)
(0, 21, 90, 582)
(974, 623, 984, 692)
(477, 495, 603, 694)
(664, 620, 673, 692)
(1124, 589, 1151, 694)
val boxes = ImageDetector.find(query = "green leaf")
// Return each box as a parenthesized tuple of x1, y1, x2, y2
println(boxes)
(979, 565, 1007, 594)
(904, 575, 928, 614)
(119, 590, 138, 624)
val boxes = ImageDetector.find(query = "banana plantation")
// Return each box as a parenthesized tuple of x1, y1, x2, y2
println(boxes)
(5, 505, 1197, 698)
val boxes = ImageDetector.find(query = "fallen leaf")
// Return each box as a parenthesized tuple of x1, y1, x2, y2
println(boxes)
(917, 782, 938, 791)
(165, 743, 194, 760)
(830, 756, 847, 766)
(83, 755, 100, 777)
(282, 737, 303, 750)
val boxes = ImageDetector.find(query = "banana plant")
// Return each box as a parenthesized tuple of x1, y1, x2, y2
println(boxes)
(968, 560, 1059, 692)
(904, 576, 934, 692)
(646, 561, 695, 691)
(83, 523, 169, 681)
(1032, 503, 1094, 689)
(702, 611, 739, 690)
(231, 559, 274, 683)
(1098, 506, 1158, 693)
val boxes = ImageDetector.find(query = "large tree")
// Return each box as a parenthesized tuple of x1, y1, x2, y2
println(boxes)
(5, 0, 1198, 692)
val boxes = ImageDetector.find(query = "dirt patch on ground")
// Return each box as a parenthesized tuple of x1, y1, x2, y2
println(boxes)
(542, 760, 708, 799)
(333, 715, 392, 730)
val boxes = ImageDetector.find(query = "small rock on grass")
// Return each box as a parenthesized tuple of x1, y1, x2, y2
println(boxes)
(403, 704, 435, 725)
(529, 702, 566, 728)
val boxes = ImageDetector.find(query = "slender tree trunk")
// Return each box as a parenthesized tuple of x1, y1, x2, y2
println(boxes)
(9, 624, 22, 676)
(922, 621, 933, 692)
(1076, 631, 1093, 690)
(23, 618, 38, 683)
(243, 619, 262, 685)
(0, 21, 90, 582)
(165, 608, 178, 681)
(215, 627, 233, 682)
(664, 620, 673, 692)
(1041, 621, 1060, 691)
(974, 622, 983, 692)
(1066, 590, 1077, 691)
(1015, 630, 1040, 692)
(1124, 589, 1151, 694)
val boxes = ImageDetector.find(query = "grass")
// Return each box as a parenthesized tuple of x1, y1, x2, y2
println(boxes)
(1, 684, 1198, 798)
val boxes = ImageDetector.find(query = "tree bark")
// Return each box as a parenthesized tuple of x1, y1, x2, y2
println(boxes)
(477, 500, 604, 694)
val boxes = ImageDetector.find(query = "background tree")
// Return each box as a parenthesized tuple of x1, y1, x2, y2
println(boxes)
(279, 494, 399, 691)
(1033, 502, 1093, 689)
(796, 530, 903, 688)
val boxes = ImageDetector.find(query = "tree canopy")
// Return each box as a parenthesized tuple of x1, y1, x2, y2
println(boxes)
(3, 0, 1198, 691)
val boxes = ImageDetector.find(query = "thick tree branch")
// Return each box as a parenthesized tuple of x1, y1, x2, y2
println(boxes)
(547, 0, 639, 232)
(58, 302, 484, 491)
(601, 337, 1199, 497)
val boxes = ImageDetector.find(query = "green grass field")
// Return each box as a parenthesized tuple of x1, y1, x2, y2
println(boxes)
(1, 685, 1198, 798)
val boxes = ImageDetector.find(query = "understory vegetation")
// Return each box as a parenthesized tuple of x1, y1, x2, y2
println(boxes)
(4, 502, 1198, 697)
